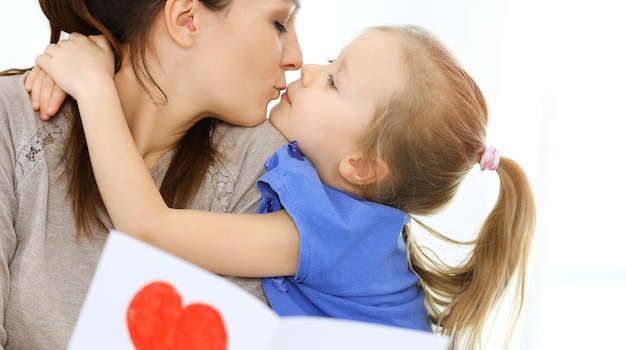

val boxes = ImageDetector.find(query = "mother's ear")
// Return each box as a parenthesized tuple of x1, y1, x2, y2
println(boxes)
(163, 0, 200, 48)
(339, 155, 389, 186)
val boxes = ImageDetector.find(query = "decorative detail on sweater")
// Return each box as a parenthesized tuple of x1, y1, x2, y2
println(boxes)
(15, 116, 70, 187)
(207, 164, 234, 213)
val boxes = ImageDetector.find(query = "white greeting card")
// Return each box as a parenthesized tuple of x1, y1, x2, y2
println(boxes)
(68, 230, 449, 350)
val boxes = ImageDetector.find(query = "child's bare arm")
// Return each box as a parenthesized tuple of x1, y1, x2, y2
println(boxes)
(35, 33, 299, 277)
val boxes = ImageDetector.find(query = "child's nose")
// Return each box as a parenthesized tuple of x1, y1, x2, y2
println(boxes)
(300, 64, 323, 87)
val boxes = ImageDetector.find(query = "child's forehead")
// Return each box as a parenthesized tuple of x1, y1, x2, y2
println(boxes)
(336, 30, 406, 105)
(341, 30, 400, 58)
(338, 30, 404, 75)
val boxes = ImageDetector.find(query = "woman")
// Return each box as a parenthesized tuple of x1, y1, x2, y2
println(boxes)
(0, 0, 302, 349)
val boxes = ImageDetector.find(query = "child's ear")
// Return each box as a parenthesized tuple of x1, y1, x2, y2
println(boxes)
(164, 0, 199, 48)
(339, 155, 389, 186)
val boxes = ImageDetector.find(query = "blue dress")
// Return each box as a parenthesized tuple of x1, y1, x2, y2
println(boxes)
(257, 142, 431, 331)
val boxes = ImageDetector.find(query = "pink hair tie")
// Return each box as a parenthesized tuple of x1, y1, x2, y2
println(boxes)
(479, 146, 500, 171)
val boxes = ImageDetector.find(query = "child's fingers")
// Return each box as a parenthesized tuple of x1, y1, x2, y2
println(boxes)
(35, 44, 63, 77)
(28, 64, 45, 111)
(34, 53, 51, 77)
(43, 42, 61, 56)
(45, 86, 68, 118)
(37, 41, 68, 68)
(27, 60, 64, 121)
(35, 41, 58, 67)
(26, 66, 45, 111)
(37, 75, 57, 121)
(25, 65, 42, 93)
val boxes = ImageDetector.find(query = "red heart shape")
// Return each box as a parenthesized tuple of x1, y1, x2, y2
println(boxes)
(126, 281, 228, 350)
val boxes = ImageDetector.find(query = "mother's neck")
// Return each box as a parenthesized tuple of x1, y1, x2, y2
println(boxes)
(113, 64, 203, 168)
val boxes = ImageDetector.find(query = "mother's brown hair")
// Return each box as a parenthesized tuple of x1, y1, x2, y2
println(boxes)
(6, 0, 233, 237)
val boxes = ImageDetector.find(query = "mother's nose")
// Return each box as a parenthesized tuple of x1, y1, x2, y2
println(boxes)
(281, 31, 303, 71)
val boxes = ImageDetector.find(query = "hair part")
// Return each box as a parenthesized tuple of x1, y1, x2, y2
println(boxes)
(35, 0, 233, 237)
(358, 25, 536, 349)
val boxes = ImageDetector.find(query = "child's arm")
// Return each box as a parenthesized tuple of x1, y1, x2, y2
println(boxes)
(35, 33, 299, 277)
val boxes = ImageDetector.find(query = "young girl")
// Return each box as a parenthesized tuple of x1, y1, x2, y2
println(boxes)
(35, 25, 535, 349)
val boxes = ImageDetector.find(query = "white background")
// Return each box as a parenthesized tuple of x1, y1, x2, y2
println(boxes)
(2, 1, 625, 349)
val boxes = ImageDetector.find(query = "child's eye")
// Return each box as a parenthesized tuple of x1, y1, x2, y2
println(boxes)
(327, 73, 337, 90)
(274, 21, 288, 33)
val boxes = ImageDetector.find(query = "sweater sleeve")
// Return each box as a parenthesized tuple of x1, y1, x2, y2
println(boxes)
(0, 75, 21, 349)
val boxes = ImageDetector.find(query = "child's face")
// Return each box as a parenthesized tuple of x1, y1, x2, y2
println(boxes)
(268, 30, 405, 183)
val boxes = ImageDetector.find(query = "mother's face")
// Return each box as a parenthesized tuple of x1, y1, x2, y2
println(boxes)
(197, 0, 302, 126)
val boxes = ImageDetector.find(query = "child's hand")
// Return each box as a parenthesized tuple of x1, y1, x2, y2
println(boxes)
(35, 33, 115, 103)
(25, 65, 68, 121)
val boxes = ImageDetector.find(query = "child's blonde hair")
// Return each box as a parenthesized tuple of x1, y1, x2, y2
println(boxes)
(358, 25, 536, 349)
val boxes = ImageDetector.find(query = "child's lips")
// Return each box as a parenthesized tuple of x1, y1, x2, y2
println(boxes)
(281, 90, 291, 104)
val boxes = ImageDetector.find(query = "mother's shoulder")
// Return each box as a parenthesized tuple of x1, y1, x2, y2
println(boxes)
(0, 72, 72, 162)
(0, 72, 31, 107)
(214, 119, 286, 152)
